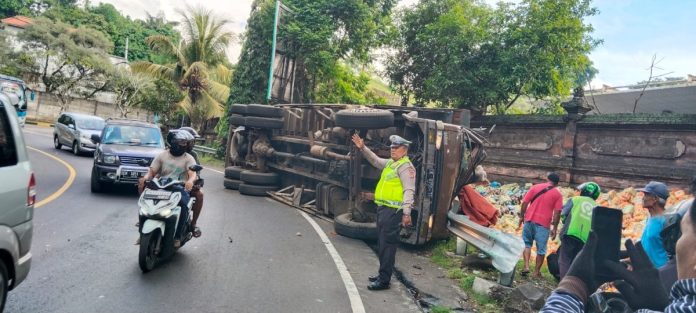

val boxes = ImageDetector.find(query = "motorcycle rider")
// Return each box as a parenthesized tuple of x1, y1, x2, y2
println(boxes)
(179, 126, 203, 238)
(138, 130, 197, 248)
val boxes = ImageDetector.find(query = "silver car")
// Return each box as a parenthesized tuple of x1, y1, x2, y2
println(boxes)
(53, 113, 105, 155)
(0, 92, 34, 311)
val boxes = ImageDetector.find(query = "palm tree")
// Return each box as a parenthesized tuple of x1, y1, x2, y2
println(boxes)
(132, 7, 234, 131)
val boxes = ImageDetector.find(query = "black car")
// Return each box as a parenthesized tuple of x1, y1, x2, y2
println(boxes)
(90, 119, 164, 193)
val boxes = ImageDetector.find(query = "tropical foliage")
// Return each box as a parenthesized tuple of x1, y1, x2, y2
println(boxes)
(17, 17, 113, 111)
(386, 0, 599, 114)
(132, 8, 234, 131)
(227, 0, 394, 108)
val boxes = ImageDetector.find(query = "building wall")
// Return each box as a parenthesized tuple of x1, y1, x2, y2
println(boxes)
(25, 91, 153, 123)
(472, 113, 696, 189)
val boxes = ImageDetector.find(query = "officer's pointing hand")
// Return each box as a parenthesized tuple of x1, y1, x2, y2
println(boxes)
(351, 134, 364, 150)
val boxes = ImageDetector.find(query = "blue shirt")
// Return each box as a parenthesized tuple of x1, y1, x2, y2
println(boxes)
(641, 215, 669, 268)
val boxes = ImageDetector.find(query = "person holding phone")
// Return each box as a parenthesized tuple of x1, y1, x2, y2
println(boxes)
(540, 198, 696, 312)
(518, 172, 564, 278)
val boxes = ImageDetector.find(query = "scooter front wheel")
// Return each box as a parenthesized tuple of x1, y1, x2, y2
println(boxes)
(139, 231, 161, 273)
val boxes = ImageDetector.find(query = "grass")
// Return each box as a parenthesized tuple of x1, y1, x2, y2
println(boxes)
(429, 239, 503, 312)
(198, 154, 225, 170)
(428, 240, 557, 313)
(430, 306, 452, 313)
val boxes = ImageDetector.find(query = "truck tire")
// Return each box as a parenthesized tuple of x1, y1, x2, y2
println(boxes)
(334, 212, 378, 241)
(230, 104, 248, 115)
(224, 166, 245, 179)
(229, 114, 245, 126)
(334, 108, 394, 129)
(247, 104, 283, 118)
(245, 116, 284, 129)
(240, 170, 279, 185)
(223, 178, 242, 190)
(239, 183, 278, 196)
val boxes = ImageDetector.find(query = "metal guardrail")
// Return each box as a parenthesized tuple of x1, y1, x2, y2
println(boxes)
(447, 210, 525, 286)
(193, 146, 217, 155)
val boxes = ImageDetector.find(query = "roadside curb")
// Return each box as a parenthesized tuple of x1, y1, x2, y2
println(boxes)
(26, 120, 54, 127)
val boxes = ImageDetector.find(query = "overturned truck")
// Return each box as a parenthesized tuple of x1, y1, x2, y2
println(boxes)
(223, 104, 486, 246)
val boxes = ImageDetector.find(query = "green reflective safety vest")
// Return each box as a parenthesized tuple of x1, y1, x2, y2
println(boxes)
(566, 196, 597, 242)
(374, 157, 411, 209)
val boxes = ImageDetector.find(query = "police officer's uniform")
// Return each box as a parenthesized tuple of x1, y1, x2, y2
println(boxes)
(358, 135, 417, 290)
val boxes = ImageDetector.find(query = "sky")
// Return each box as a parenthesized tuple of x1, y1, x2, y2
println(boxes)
(95, 0, 695, 87)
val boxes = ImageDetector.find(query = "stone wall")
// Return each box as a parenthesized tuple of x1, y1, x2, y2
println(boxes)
(471, 113, 696, 190)
(25, 91, 153, 123)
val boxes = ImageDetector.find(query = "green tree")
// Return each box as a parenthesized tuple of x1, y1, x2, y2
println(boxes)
(0, 0, 30, 18)
(387, 0, 599, 114)
(17, 17, 113, 111)
(43, 3, 180, 62)
(228, 0, 395, 106)
(111, 67, 155, 118)
(132, 7, 233, 131)
(140, 78, 184, 127)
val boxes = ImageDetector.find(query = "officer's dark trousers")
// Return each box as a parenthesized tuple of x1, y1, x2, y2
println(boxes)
(377, 206, 403, 283)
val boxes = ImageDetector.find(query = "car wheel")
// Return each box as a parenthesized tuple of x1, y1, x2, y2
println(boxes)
(244, 116, 284, 129)
(229, 114, 245, 126)
(230, 104, 248, 115)
(334, 212, 378, 241)
(91, 168, 103, 193)
(72, 141, 81, 156)
(246, 104, 283, 118)
(0, 261, 8, 312)
(334, 108, 394, 129)
(240, 170, 279, 185)
(223, 178, 242, 190)
(54, 136, 62, 149)
(238, 183, 278, 197)
(224, 166, 245, 180)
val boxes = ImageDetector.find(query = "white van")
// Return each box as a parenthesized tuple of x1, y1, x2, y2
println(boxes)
(0, 92, 34, 311)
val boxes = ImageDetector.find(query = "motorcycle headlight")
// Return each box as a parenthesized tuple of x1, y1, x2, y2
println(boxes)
(158, 208, 172, 217)
(103, 154, 119, 164)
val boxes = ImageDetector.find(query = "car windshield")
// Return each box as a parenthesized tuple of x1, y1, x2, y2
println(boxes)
(102, 125, 163, 147)
(76, 118, 105, 130)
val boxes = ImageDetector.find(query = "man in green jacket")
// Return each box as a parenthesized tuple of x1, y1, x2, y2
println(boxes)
(558, 182, 601, 278)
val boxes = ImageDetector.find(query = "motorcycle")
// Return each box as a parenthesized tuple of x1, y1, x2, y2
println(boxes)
(137, 164, 203, 272)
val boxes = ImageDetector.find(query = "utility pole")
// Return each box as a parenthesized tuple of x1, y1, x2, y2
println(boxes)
(125, 37, 129, 62)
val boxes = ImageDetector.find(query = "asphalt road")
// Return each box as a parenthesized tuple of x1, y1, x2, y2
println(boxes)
(7, 126, 364, 313)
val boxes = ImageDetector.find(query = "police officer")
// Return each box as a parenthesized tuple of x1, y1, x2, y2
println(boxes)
(352, 133, 417, 291)
(557, 182, 600, 278)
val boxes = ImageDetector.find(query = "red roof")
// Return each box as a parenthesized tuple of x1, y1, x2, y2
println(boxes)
(1, 16, 32, 29)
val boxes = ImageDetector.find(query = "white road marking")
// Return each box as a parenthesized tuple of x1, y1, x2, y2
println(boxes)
(299, 211, 366, 313)
(204, 167, 224, 175)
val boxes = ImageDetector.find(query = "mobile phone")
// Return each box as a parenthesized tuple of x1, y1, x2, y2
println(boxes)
(591, 206, 623, 283)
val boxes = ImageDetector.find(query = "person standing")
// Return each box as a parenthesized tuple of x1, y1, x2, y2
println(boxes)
(518, 172, 564, 278)
(352, 133, 416, 291)
(638, 181, 671, 268)
(558, 182, 601, 278)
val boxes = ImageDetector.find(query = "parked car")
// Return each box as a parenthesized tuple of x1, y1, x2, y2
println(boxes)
(53, 113, 106, 155)
(0, 92, 35, 311)
(90, 119, 165, 193)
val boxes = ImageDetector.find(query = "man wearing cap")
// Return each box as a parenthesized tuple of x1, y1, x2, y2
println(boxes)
(352, 133, 416, 291)
(557, 182, 601, 279)
(518, 172, 564, 278)
(638, 181, 671, 268)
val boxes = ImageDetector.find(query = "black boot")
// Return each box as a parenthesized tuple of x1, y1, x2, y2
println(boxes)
(367, 280, 390, 290)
